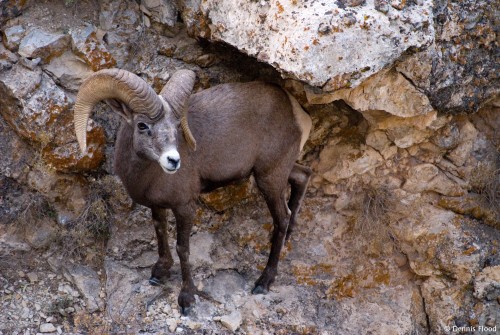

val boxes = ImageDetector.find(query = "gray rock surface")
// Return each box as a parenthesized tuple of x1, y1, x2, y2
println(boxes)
(218, 310, 242, 332)
(18, 29, 69, 62)
(62, 264, 104, 313)
(182, 0, 434, 91)
(43, 51, 92, 92)
(180, 0, 499, 113)
(2, 25, 25, 51)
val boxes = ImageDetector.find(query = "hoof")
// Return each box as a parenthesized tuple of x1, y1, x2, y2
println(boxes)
(149, 277, 162, 286)
(178, 290, 195, 315)
(151, 262, 171, 281)
(251, 284, 269, 295)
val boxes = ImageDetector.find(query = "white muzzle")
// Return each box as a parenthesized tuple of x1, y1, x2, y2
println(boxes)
(159, 149, 181, 174)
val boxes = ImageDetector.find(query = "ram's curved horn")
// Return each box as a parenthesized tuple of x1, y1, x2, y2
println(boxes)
(74, 69, 163, 153)
(159, 70, 197, 151)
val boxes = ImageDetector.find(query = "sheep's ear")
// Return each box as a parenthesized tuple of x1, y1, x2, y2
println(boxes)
(159, 70, 196, 117)
(105, 99, 133, 125)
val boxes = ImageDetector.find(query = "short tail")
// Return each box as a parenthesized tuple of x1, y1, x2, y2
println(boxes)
(285, 92, 312, 152)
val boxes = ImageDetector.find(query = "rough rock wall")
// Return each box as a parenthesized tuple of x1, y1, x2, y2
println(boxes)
(0, 0, 499, 334)
(181, 0, 499, 113)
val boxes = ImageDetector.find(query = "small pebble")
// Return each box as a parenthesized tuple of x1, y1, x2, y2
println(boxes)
(186, 321, 202, 330)
(27, 272, 38, 283)
(40, 323, 56, 333)
(166, 318, 177, 332)
(219, 311, 242, 332)
(21, 307, 30, 319)
(485, 317, 496, 327)
(276, 306, 287, 314)
(163, 304, 172, 315)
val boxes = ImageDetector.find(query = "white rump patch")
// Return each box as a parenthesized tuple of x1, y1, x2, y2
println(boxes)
(286, 92, 312, 151)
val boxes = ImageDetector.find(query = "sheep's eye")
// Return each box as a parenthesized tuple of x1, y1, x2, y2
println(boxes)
(137, 122, 149, 131)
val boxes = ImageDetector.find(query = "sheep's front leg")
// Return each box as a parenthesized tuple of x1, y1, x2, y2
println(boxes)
(173, 202, 196, 315)
(150, 207, 174, 285)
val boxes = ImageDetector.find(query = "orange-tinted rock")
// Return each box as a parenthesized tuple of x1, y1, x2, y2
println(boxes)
(200, 178, 255, 212)
(0, 64, 105, 172)
(42, 127, 106, 172)
(70, 25, 116, 71)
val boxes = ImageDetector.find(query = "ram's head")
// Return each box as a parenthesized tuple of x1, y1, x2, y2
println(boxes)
(74, 69, 197, 173)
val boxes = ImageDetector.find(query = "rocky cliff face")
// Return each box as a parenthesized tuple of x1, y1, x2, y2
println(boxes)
(0, 1, 499, 334)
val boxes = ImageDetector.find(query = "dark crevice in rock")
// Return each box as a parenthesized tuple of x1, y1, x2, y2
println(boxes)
(417, 284, 432, 335)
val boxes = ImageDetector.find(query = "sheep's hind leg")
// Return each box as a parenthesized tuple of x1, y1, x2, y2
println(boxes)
(286, 163, 312, 241)
(252, 175, 291, 295)
(149, 207, 174, 286)
(173, 202, 197, 315)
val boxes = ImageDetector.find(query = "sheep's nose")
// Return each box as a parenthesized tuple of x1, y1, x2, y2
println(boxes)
(167, 156, 180, 167)
(159, 149, 181, 174)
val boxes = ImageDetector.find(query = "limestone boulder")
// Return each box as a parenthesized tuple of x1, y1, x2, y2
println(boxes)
(403, 163, 464, 196)
(446, 121, 479, 167)
(180, 0, 434, 91)
(62, 263, 105, 313)
(98, 0, 141, 67)
(306, 69, 435, 118)
(104, 259, 161, 328)
(18, 28, 69, 63)
(178, 0, 498, 113)
(2, 25, 25, 51)
(43, 51, 93, 92)
(474, 266, 500, 300)
(140, 0, 177, 27)
(70, 25, 116, 71)
(0, 64, 106, 172)
(0, 41, 18, 71)
(393, 204, 481, 282)
(318, 142, 384, 185)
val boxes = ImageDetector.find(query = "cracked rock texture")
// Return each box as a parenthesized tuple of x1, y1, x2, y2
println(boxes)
(181, 0, 435, 91)
(180, 0, 499, 113)
(0, 0, 499, 334)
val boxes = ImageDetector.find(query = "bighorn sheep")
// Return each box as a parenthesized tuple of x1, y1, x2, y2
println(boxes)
(74, 68, 312, 314)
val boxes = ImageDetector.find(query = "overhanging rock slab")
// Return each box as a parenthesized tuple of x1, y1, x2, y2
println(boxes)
(182, 0, 434, 91)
